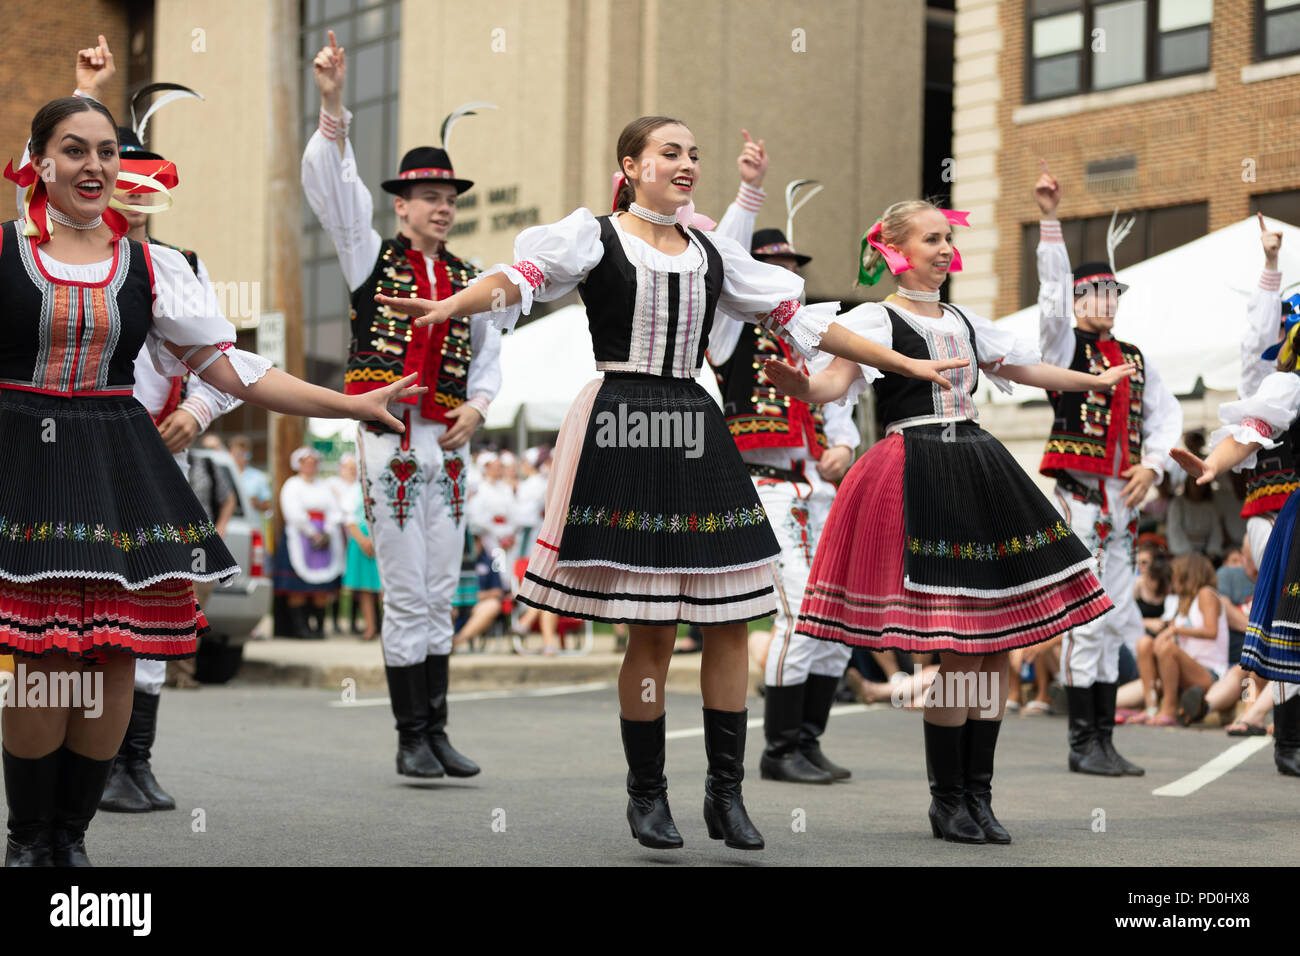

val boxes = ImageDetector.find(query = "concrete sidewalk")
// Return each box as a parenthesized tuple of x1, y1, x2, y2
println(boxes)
(237, 631, 743, 693)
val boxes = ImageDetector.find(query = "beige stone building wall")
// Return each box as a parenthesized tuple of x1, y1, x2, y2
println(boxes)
(400, 0, 927, 305)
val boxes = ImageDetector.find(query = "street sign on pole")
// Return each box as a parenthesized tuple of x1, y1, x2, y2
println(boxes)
(258, 310, 286, 370)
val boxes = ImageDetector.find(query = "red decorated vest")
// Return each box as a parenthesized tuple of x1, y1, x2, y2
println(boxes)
(1040, 329, 1146, 480)
(346, 236, 479, 433)
(709, 323, 827, 458)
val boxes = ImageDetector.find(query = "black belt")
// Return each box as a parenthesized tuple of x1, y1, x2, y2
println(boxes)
(747, 461, 807, 484)
(1056, 473, 1105, 506)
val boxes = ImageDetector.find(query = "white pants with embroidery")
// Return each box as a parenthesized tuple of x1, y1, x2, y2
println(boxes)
(358, 414, 469, 667)
(1053, 475, 1141, 688)
(758, 471, 851, 687)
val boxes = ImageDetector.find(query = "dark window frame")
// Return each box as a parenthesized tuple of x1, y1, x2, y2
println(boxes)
(1257, 0, 1300, 61)
(1025, 0, 1213, 103)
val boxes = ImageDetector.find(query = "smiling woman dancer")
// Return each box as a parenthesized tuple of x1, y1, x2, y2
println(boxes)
(0, 96, 422, 867)
(377, 116, 968, 852)
(767, 200, 1132, 846)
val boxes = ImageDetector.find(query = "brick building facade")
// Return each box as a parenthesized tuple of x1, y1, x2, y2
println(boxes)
(953, 0, 1300, 321)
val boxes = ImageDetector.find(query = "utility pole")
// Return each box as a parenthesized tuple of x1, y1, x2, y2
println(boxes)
(265, 0, 305, 543)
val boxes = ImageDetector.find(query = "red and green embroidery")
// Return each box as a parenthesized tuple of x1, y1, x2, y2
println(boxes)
(906, 520, 1073, 561)
(0, 516, 218, 552)
(564, 504, 768, 534)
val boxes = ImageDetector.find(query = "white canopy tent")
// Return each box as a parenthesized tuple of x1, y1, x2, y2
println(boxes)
(977, 216, 1300, 405)
(485, 303, 725, 432)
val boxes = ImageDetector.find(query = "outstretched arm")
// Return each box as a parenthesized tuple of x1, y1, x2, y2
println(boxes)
(994, 361, 1135, 393)
(1171, 439, 1261, 487)
(763, 356, 863, 405)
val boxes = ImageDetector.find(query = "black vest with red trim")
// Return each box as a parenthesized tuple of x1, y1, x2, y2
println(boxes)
(873, 304, 981, 430)
(710, 323, 827, 458)
(1040, 328, 1145, 480)
(347, 235, 479, 432)
(0, 220, 153, 396)
(1241, 397, 1300, 518)
(147, 236, 201, 424)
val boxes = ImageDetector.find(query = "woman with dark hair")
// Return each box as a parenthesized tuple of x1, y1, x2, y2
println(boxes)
(0, 95, 422, 866)
(377, 115, 965, 851)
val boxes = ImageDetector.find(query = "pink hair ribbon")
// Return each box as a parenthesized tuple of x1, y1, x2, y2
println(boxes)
(858, 207, 970, 286)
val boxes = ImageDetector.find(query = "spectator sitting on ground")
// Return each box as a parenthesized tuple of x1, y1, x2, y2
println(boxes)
(1167, 474, 1226, 559)
(1018, 634, 1062, 716)
(1131, 553, 1228, 726)
(452, 536, 507, 651)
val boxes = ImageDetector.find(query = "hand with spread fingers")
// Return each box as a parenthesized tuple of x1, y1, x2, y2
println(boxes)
(350, 373, 428, 432)
(374, 293, 452, 328)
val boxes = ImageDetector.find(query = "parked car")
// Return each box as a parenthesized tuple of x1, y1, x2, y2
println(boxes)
(188, 448, 271, 683)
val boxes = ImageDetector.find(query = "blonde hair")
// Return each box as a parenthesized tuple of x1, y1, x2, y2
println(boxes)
(1170, 553, 1217, 614)
(1278, 321, 1300, 373)
(861, 199, 943, 280)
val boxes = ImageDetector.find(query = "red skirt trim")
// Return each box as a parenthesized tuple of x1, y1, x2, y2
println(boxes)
(797, 434, 1112, 654)
(0, 577, 205, 661)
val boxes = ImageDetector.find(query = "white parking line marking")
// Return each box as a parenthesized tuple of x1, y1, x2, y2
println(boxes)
(664, 703, 881, 740)
(329, 681, 615, 707)
(1151, 737, 1272, 796)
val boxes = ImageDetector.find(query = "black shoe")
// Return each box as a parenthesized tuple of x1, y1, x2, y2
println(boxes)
(51, 748, 115, 867)
(384, 664, 444, 778)
(1179, 684, 1209, 727)
(962, 719, 1010, 844)
(760, 684, 833, 785)
(923, 721, 985, 844)
(97, 759, 152, 813)
(121, 691, 176, 810)
(1275, 693, 1300, 777)
(702, 708, 764, 850)
(424, 655, 480, 777)
(3, 748, 57, 867)
(620, 715, 683, 849)
(800, 674, 852, 779)
(1065, 685, 1122, 776)
(1093, 682, 1144, 776)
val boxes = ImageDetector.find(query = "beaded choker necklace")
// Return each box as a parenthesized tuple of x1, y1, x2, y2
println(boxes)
(896, 286, 940, 303)
(46, 205, 103, 230)
(627, 202, 678, 226)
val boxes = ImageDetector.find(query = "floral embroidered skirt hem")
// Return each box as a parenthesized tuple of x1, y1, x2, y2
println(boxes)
(796, 422, 1112, 655)
(516, 375, 780, 626)
(0, 391, 236, 659)
(1242, 488, 1300, 682)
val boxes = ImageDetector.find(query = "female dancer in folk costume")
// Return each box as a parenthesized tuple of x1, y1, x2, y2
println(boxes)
(768, 200, 1134, 845)
(0, 96, 423, 867)
(1170, 314, 1300, 778)
(378, 116, 967, 851)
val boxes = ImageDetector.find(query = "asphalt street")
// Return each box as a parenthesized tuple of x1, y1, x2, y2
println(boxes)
(12, 682, 1297, 867)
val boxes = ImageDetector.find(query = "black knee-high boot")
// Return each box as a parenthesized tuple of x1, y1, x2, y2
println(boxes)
(424, 655, 480, 777)
(760, 683, 833, 784)
(1275, 693, 1300, 777)
(702, 708, 764, 850)
(620, 715, 683, 849)
(1093, 682, 1143, 776)
(924, 721, 985, 844)
(51, 747, 115, 867)
(3, 748, 57, 867)
(383, 664, 444, 778)
(122, 691, 176, 809)
(1065, 685, 1121, 775)
(800, 674, 852, 779)
(962, 719, 1011, 843)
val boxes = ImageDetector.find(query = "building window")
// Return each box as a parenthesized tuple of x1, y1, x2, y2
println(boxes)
(1026, 1, 1212, 102)
(1259, 0, 1300, 59)
(1019, 202, 1208, 307)
(1252, 189, 1300, 224)
(299, 0, 402, 389)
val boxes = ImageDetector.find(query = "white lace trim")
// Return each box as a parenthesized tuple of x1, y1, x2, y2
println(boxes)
(0, 565, 240, 589)
(553, 556, 778, 575)
(780, 300, 836, 362)
(1208, 423, 1279, 472)
(901, 558, 1098, 599)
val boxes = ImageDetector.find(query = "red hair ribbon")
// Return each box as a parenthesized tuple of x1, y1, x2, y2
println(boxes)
(4, 155, 130, 243)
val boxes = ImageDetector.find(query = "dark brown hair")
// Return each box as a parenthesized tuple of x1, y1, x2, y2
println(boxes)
(30, 96, 118, 156)
(614, 115, 687, 211)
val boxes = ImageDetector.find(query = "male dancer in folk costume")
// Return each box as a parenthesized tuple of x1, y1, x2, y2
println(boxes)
(303, 32, 500, 779)
(708, 179, 859, 785)
(1033, 166, 1182, 777)
(68, 38, 234, 816)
